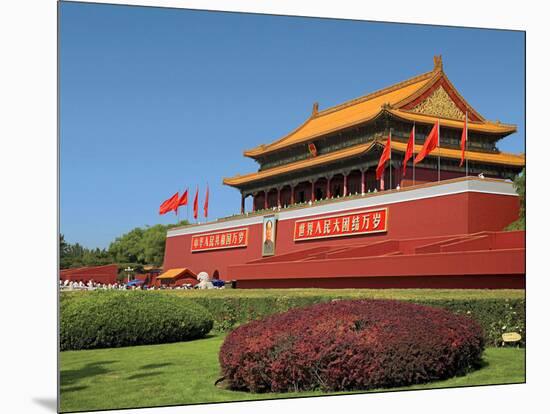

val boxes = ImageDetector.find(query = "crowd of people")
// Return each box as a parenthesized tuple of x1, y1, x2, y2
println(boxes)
(59, 271, 226, 291)
(59, 279, 127, 290)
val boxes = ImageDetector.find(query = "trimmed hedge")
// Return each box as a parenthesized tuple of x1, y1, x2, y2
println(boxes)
(60, 291, 213, 350)
(220, 300, 485, 392)
(163, 290, 525, 347)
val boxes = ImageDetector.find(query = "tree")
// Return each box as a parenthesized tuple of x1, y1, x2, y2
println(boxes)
(60, 235, 114, 269)
(60, 234, 72, 269)
(60, 234, 69, 256)
(505, 168, 525, 230)
(141, 224, 170, 266)
(109, 227, 145, 264)
(108, 220, 190, 267)
(60, 220, 190, 270)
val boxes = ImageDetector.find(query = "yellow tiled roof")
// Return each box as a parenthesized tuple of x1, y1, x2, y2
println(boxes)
(156, 268, 196, 280)
(224, 140, 524, 187)
(244, 59, 517, 158)
(389, 140, 525, 167)
(224, 142, 376, 186)
(244, 72, 433, 158)
(388, 109, 516, 134)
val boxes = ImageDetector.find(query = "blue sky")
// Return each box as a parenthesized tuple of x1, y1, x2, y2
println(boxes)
(60, 2, 525, 249)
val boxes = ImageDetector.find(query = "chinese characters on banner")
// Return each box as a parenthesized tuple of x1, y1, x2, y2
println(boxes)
(191, 228, 248, 252)
(293, 208, 388, 241)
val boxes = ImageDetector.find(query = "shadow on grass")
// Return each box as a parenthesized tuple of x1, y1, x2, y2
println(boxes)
(61, 360, 118, 387)
(139, 363, 173, 370)
(476, 357, 490, 370)
(127, 372, 163, 380)
(60, 385, 88, 393)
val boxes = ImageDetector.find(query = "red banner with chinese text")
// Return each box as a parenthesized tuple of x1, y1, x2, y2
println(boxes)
(293, 208, 388, 241)
(191, 228, 248, 252)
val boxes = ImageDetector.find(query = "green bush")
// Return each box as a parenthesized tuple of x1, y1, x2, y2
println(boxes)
(162, 289, 525, 347)
(60, 291, 213, 350)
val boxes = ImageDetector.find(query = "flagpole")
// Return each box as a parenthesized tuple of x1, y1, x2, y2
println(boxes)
(412, 122, 416, 186)
(389, 129, 392, 190)
(205, 183, 209, 223)
(465, 112, 469, 177)
(437, 121, 441, 182)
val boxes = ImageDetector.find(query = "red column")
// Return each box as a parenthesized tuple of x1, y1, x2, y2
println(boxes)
(361, 170, 365, 194)
(264, 190, 268, 210)
(327, 177, 331, 198)
(241, 194, 245, 214)
(343, 174, 348, 197)
(290, 185, 295, 205)
(311, 180, 315, 202)
(380, 174, 385, 191)
(277, 188, 281, 207)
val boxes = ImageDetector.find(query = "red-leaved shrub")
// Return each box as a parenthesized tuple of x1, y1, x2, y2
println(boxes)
(219, 300, 485, 393)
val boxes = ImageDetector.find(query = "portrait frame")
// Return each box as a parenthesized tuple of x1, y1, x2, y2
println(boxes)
(262, 215, 277, 256)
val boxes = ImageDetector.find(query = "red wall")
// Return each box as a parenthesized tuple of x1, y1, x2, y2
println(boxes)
(236, 275, 524, 289)
(230, 243, 525, 289)
(60, 264, 118, 284)
(163, 190, 519, 280)
(400, 167, 499, 188)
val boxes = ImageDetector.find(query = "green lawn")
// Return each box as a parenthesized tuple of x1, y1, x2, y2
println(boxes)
(60, 334, 525, 413)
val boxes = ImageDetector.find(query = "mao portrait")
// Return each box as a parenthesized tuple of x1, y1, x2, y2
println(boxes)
(262, 216, 277, 256)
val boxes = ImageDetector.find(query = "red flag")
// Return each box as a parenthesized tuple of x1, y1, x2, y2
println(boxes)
(308, 143, 317, 157)
(193, 187, 199, 220)
(414, 120, 439, 165)
(460, 113, 468, 167)
(376, 132, 391, 181)
(159, 199, 171, 215)
(178, 189, 188, 207)
(159, 192, 179, 215)
(403, 124, 415, 177)
(203, 184, 209, 218)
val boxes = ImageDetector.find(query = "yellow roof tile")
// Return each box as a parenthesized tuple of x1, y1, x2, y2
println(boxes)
(244, 72, 434, 158)
(156, 268, 196, 279)
(388, 109, 516, 134)
(224, 142, 376, 186)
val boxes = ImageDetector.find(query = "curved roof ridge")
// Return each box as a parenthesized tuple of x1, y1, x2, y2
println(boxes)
(393, 71, 486, 122)
(243, 70, 435, 158)
(394, 107, 515, 128)
(439, 72, 485, 122)
(316, 70, 435, 117)
(243, 115, 315, 157)
(241, 57, 517, 159)
(387, 108, 516, 134)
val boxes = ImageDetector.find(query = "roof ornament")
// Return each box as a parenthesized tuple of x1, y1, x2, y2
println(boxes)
(312, 102, 319, 116)
(433, 55, 443, 72)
